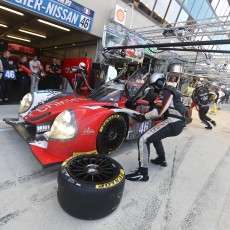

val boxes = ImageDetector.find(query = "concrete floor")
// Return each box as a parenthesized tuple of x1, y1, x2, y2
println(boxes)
(0, 104, 229, 230)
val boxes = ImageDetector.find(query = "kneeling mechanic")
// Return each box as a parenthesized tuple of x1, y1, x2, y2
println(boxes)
(126, 73, 185, 182)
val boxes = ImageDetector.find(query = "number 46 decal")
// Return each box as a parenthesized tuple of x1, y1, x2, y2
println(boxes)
(79, 15, 90, 30)
(138, 121, 151, 135)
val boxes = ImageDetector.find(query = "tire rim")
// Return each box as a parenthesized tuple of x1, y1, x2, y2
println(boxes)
(101, 119, 125, 151)
(67, 155, 118, 184)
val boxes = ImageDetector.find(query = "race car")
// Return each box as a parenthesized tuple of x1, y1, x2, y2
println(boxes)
(4, 68, 152, 166)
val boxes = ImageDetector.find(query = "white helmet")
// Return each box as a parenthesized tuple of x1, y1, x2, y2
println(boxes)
(79, 62, 86, 70)
(149, 73, 166, 90)
(196, 82, 204, 89)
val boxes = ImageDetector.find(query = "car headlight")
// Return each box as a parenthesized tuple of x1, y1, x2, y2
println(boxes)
(49, 110, 78, 140)
(19, 93, 33, 113)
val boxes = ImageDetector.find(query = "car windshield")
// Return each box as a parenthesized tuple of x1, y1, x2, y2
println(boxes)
(126, 68, 149, 99)
(87, 83, 124, 102)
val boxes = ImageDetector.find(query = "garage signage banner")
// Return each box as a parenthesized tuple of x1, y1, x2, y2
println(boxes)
(8, 43, 35, 54)
(3, 0, 94, 32)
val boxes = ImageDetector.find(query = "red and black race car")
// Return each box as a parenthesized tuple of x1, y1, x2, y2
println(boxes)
(5, 68, 153, 166)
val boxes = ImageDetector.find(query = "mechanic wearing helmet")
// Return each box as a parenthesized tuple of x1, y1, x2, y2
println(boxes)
(126, 73, 185, 182)
(74, 62, 87, 95)
(192, 82, 216, 129)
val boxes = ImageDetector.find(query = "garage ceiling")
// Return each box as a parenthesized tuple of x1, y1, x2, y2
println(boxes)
(0, 3, 98, 50)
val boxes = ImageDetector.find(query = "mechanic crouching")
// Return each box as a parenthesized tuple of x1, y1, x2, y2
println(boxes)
(126, 73, 185, 182)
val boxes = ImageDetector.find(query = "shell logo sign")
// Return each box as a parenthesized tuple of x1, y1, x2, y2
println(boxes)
(114, 5, 126, 26)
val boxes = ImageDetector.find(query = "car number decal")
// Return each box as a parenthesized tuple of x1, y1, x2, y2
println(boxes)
(138, 121, 151, 135)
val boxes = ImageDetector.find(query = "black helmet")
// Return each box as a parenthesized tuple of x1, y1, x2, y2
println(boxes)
(149, 73, 166, 90)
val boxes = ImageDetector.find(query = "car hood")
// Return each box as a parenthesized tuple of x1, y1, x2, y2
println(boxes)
(24, 95, 113, 124)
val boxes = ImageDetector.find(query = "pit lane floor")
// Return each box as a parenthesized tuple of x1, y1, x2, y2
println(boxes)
(0, 104, 230, 230)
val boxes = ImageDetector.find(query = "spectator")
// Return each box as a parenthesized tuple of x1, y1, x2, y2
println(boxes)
(215, 86, 225, 110)
(17, 55, 31, 101)
(0, 50, 15, 104)
(29, 55, 43, 92)
(167, 76, 177, 87)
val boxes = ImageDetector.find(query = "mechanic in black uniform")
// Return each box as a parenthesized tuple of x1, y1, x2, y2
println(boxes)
(126, 73, 185, 182)
(0, 50, 15, 104)
(17, 55, 31, 101)
(48, 58, 61, 89)
(192, 82, 216, 129)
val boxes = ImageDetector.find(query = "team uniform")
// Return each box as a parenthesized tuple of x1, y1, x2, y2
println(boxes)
(138, 86, 184, 169)
(18, 61, 31, 100)
(0, 56, 15, 103)
(192, 85, 216, 129)
(29, 59, 42, 92)
(126, 73, 185, 182)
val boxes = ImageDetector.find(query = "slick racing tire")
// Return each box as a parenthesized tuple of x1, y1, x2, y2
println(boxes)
(97, 114, 127, 155)
(57, 154, 125, 220)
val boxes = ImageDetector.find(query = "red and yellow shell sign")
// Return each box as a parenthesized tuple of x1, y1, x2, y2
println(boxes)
(114, 5, 126, 26)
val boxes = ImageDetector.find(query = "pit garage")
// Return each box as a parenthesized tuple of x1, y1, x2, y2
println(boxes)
(0, 0, 99, 102)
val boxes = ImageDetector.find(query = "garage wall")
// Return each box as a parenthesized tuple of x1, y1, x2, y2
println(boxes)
(64, 44, 97, 59)
(74, 0, 157, 38)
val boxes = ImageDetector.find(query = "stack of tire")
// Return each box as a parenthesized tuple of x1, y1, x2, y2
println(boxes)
(57, 154, 125, 220)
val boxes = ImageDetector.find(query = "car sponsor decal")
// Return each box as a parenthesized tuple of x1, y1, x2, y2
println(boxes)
(95, 169, 125, 189)
(34, 97, 87, 113)
(99, 114, 120, 132)
(36, 123, 51, 133)
(81, 127, 95, 135)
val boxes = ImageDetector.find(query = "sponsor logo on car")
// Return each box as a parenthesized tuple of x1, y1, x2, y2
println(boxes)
(82, 127, 95, 135)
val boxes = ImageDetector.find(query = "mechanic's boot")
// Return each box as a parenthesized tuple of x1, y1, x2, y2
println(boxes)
(125, 167, 149, 182)
(210, 120, 216, 126)
(150, 157, 167, 167)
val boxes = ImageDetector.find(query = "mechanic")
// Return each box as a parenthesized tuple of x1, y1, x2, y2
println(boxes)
(17, 55, 31, 101)
(46, 58, 61, 89)
(0, 50, 15, 104)
(29, 55, 43, 92)
(125, 73, 185, 182)
(192, 83, 216, 129)
(73, 62, 87, 95)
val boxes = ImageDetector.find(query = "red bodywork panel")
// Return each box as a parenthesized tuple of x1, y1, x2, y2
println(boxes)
(29, 106, 115, 165)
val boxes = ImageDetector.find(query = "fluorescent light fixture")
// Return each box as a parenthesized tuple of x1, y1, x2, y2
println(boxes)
(19, 29, 46, 38)
(0, 6, 24, 16)
(7, 35, 31, 42)
(38, 19, 70, 31)
(0, 23, 7, 28)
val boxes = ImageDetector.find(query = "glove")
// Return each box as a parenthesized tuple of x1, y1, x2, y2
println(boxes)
(132, 113, 146, 122)
(125, 100, 136, 109)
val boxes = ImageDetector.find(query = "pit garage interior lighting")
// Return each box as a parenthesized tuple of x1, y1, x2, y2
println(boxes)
(7, 35, 31, 42)
(19, 29, 46, 38)
(0, 5, 24, 16)
(0, 23, 7, 28)
(37, 19, 70, 31)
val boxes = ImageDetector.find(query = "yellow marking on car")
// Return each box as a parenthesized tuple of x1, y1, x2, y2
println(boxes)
(72, 150, 98, 156)
(95, 169, 125, 189)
